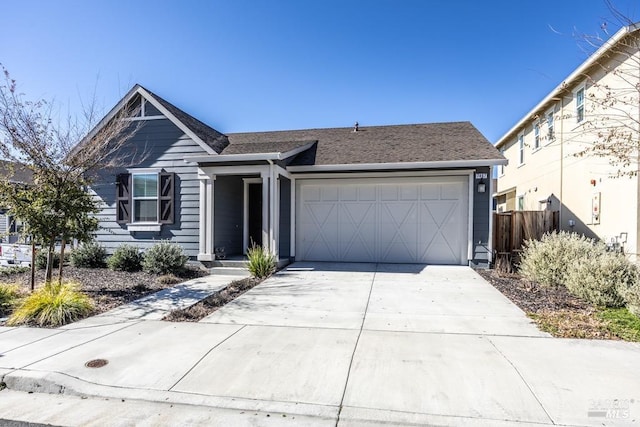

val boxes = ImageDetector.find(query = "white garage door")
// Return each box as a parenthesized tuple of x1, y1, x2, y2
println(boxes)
(296, 176, 470, 264)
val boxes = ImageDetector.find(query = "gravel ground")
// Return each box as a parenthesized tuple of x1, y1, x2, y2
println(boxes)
(476, 269, 589, 312)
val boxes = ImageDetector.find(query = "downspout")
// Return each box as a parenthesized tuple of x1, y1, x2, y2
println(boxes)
(559, 95, 565, 228)
(267, 160, 277, 257)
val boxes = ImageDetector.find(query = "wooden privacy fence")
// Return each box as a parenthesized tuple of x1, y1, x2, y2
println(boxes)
(493, 210, 559, 258)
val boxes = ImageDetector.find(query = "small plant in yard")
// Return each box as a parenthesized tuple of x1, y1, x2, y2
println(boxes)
(246, 244, 276, 279)
(0, 284, 23, 316)
(0, 266, 30, 277)
(519, 231, 605, 287)
(70, 242, 107, 268)
(157, 274, 182, 285)
(7, 281, 94, 327)
(107, 244, 143, 272)
(142, 241, 188, 275)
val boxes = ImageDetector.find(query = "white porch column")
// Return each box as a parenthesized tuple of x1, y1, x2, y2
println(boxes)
(261, 171, 269, 251)
(290, 177, 296, 258)
(197, 174, 216, 261)
(273, 173, 280, 258)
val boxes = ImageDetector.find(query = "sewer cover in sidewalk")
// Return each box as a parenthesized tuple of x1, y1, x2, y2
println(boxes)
(85, 359, 109, 368)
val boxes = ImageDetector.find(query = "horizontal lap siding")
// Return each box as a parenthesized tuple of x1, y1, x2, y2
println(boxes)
(472, 166, 491, 267)
(91, 118, 205, 258)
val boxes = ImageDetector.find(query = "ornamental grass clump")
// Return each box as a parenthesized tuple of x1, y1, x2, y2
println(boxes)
(107, 244, 143, 272)
(142, 241, 188, 275)
(519, 231, 604, 287)
(246, 244, 276, 279)
(0, 284, 23, 316)
(7, 281, 94, 327)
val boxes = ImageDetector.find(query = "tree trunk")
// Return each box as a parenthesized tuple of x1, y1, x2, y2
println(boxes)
(57, 238, 66, 283)
(44, 240, 55, 283)
(30, 241, 35, 292)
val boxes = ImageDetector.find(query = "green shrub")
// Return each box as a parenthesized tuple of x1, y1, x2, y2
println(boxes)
(7, 281, 94, 327)
(519, 231, 605, 287)
(107, 244, 143, 272)
(70, 242, 107, 268)
(246, 244, 276, 279)
(619, 279, 640, 317)
(35, 250, 61, 270)
(142, 241, 188, 275)
(564, 252, 635, 308)
(0, 284, 22, 316)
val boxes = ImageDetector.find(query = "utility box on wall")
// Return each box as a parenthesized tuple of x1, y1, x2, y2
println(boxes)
(591, 192, 601, 225)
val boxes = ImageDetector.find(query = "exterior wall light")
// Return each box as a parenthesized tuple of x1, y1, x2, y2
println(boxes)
(477, 181, 486, 193)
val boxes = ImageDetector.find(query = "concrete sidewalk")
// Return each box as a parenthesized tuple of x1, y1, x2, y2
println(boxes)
(1, 263, 639, 426)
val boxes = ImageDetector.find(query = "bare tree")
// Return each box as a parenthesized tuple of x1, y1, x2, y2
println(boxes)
(572, 2, 640, 177)
(0, 66, 143, 283)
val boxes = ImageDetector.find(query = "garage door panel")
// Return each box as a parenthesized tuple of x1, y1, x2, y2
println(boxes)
(298, 177, 469, 265)
(339, 203, 376, 262)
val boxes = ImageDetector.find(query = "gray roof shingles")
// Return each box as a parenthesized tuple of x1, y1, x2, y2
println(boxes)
(225, 122, 502, 165)
(141, 88, 501, 166)
(146, 89, 230, 154)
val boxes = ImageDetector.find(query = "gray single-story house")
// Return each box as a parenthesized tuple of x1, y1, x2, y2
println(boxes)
(88, 85, 506, 267)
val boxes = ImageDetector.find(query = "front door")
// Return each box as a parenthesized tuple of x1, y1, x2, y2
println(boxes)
(247, 182, 262, 248)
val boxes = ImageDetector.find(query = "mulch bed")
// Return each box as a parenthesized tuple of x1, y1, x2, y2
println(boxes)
(476, 269, 621, 340)
(476, 269, 589, 313)
(0, 265, 207, 325)
(164, 276, 262, 322)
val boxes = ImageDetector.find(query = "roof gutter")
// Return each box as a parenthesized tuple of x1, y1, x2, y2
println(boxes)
(287, 158, 507, 173)
(184, 141, 315, 164)
(495, 22, 640, 149)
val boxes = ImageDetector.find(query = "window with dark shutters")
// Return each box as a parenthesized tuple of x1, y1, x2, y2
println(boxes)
(117, 171, 175, 226)
(159, 172, 175, 224)
(116, 173, 131, 224)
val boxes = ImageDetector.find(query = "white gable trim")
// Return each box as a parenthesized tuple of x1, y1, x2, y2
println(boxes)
(136, 87, 217, 155)
(78, 85, 218, 157)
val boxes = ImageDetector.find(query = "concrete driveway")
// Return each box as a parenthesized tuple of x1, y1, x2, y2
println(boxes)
(2, 262, 640, 426)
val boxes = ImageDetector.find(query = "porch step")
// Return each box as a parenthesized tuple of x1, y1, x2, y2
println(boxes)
(209, 259, 249, 268)
(209, 266, 250, 276)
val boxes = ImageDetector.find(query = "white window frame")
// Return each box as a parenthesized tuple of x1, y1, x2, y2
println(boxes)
(546, 109, 555, 144)
(498, 149, 505, 176)
(131, 171, 160, 224)
(517, 194, 525, 211)
(533, 122, 540, 151)
(518, 133, 525, 166)
(575, 86, 585, 123)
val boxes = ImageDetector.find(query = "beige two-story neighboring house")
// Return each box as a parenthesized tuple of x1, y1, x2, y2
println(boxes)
(495, 22, 640, 257)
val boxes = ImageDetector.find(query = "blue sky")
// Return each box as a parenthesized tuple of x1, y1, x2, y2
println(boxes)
(2, 1, 638, 142)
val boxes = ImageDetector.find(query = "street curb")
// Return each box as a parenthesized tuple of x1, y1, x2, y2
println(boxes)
(3, 369, 339, 421)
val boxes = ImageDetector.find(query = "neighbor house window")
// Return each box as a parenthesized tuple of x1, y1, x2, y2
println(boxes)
(547, 111, 554, 140)
(518, 135, 525, 164)
(133, 173, 158, 222)
(517, 195, 524, 211)
(533, 123, 540, 150)
(498, 149, 505, 176)
(576, 87, 585, 123)
(116, 171, 175, 225)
